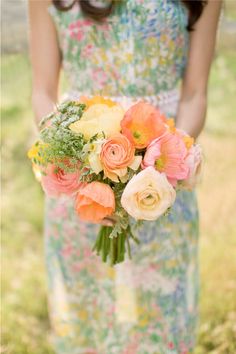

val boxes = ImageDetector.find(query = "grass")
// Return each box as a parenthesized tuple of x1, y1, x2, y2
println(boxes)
(1, 50, 236, 354)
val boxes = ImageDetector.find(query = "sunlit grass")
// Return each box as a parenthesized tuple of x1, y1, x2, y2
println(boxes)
(1, 51, 236, 353)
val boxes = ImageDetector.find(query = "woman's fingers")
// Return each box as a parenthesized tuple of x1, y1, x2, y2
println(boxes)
(100, 216, 117, 226)
(100, 219, 114, 226)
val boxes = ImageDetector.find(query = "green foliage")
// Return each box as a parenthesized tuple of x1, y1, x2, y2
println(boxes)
(36, 101, 86, 171)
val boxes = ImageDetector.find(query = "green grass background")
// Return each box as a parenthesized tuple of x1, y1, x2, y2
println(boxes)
(1, 16, 236, 354)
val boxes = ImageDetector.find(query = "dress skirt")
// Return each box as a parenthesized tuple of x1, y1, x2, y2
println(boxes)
(44, 187, 199, 354)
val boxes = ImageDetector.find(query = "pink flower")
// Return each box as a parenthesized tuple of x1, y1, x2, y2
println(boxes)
(182, 144, 203, 189)
(81, 44, 94, 58)
(142, 131, 189, 186)
(168, 341, 175, 350)
(41, 164, 81, 197)
(68, 19, 93, 42)
(92, 68, 108, 87)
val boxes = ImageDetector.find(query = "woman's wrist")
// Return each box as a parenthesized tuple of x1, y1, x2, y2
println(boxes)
(32, 90, 57, 126)
(175, 93, 207, 139)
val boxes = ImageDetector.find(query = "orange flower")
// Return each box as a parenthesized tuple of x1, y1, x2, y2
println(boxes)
(121, 101, 167, 149)
(100, 133, 141, 182)
(75, 182, 115, 223)
(80, 95, 117, 110)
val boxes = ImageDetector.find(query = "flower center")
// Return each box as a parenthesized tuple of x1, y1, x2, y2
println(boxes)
(137, 188, 159, 209)
(155, 155, 166, 171)
(133, 131, 141, 139)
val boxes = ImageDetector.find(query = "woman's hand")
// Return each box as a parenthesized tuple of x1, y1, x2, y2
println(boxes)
(100, 215, 117, 227)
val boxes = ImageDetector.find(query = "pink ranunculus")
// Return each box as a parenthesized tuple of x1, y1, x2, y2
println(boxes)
(142, 131, 189, 186)
(182, 144, 203, 189)
(75, 181, 115, 223)
(41, 163, 81, 197)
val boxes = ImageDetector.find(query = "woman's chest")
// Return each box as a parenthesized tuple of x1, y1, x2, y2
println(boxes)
(51, 0, 189, 54)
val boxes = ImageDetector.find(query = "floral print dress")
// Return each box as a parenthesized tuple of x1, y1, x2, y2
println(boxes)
(45, 1, 200, 353)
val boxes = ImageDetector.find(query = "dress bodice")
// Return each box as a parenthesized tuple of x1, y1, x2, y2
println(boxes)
(49, 0, 189, 97)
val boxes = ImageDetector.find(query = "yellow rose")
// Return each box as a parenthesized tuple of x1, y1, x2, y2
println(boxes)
(69, 103, 124, 140)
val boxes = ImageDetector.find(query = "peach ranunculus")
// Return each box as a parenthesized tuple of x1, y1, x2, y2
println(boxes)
(121, 166, 176, 220)
(41, 163, 81, 197)
(182, 144, 203, 190)
(142, 131, 189, 186)
(121, 101, 167, 149)
(100, 133, 142, 182)
(75, 181, 115, 222)
(69, 102, 124, 140)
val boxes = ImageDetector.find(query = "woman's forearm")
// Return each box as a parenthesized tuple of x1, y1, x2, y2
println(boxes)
(32, 90, 57, 126)
(175, 93, 207, 140)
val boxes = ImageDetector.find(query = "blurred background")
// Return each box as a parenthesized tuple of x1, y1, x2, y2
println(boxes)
(1, 1, 236, 353)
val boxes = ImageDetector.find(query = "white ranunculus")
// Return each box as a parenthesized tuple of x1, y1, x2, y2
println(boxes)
(121, 166, 176, 220)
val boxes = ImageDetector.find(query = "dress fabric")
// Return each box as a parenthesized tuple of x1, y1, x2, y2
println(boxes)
(45, 1, 200, 353)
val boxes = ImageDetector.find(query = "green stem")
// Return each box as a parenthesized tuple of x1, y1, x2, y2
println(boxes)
(113, 237, 117, 265)
(126, 234, 132, 260)
(92, 227, 103, 253)
(117, 233, 122, 263)
(102, 231, 106, 262)
(110, 237, 114, 267)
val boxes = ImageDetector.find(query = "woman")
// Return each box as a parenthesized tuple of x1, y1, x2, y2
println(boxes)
(28, 0, 222, 353)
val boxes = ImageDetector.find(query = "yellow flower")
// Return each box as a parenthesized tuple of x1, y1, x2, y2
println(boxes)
(183, 135, 194, 149)
(77, 309, 88, 321)
(166, 118, 176, 133)
(27, 142, 47, 163)
(83, 137, 105, 174)
(69, 103, 124, 140)
(81, 95, 117, 109)
(125, 53, 133, 63)
(27, 143, 40, 160)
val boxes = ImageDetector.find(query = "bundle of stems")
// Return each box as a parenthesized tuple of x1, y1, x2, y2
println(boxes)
(92, 225, 140, 266)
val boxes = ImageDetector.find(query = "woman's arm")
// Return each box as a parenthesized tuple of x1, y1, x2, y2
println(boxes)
(176, 0, 222, 139)
(28, 0, 61, 125)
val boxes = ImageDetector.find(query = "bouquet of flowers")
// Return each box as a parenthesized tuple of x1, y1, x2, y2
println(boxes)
(28, 96, 202, 266)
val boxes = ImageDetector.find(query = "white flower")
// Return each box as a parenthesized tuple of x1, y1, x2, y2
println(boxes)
(121, 166, 176, 220)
